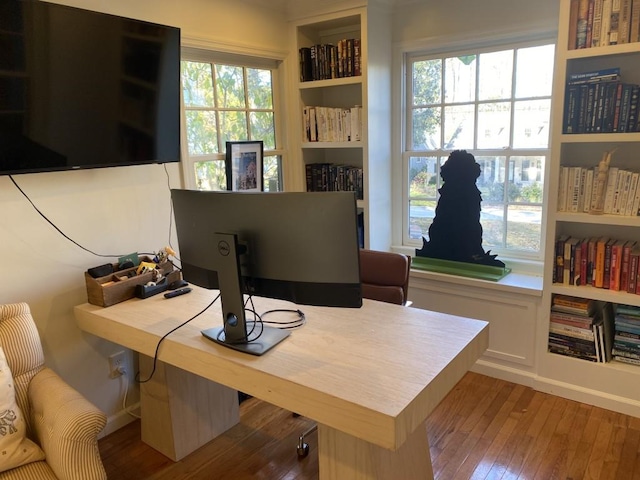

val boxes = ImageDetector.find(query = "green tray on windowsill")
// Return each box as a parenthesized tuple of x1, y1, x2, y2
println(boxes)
(411, 256, 512, 282)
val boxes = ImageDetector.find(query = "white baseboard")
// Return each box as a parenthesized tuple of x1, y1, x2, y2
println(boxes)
(473, 360, 640, 419)
(99, 403, 141, 439)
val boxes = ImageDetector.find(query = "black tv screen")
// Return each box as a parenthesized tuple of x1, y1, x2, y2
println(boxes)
(0, 0, 181, 175)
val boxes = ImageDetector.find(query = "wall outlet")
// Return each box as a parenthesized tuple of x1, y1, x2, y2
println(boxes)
(108, 351, 126, 378)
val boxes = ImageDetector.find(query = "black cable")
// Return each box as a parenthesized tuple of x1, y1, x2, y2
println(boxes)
(261, 309, 306, 329)
(135, 293, 220, 383)
(9, 175, 122, 258)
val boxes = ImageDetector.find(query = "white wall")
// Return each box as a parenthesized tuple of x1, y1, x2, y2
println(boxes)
(392, 0, 559, 44)
(1, 0, 289, 435)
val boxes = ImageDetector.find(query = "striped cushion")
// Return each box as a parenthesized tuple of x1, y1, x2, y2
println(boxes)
(0, 347, 45, 473)
(0, 461, 56, 480)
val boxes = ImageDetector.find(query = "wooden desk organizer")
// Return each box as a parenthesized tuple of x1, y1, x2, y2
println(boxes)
(85, 259, 181, 307)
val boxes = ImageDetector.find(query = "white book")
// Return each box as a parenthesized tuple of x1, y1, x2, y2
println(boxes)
(603, 166, 619, 214)
(592, 0, 605, 46)
(578, 167, 589, 212)
(624, 172, 639, 216)
(350, 105, 361, 142)
(569, 166, 583, 212)
(309, 107, 317, 142)
(558, 166, 569, 212)
(583, 168, 594, 213)
(618, 170, 633, 215)
(612, 169, 628, 214)
(601, 0, 613, 45)
(632, 176, 640, 215)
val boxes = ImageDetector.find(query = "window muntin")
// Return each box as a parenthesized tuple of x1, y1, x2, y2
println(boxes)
(405, 42, 554, 260)
(181, 58, 282, 191)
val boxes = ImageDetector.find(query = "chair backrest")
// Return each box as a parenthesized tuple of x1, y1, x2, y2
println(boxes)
(359, 249, 411, 305)
(0, 303, 45, 431)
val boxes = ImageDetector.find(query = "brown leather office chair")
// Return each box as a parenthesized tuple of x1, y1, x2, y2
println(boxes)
(296, 249, 412, 457)
(359, 248, 411, 306)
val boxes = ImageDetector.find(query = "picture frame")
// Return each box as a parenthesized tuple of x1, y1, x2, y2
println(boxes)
(225, 141, 263, 192)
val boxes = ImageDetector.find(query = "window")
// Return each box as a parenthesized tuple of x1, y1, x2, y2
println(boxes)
(404, 42, 555, 262)
(180, 51, 283, 191)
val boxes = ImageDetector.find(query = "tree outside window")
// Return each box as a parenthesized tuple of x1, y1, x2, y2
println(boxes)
(181, 59, 281, 191)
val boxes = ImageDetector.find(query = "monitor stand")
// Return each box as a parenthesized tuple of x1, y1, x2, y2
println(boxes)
(201, 325, 290, 356)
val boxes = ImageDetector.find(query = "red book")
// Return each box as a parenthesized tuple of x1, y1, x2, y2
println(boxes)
(621, 241, 635, 292)
(610, 239, 625, 291)
(630, 245, 640, 293)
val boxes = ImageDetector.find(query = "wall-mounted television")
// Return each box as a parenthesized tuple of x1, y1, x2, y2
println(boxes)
(0, 0, 181, 175)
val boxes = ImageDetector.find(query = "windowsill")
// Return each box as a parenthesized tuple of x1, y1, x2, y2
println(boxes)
(393, 245, 544, 298)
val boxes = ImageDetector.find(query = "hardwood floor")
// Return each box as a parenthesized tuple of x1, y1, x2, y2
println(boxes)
(99, 372, 640, 479)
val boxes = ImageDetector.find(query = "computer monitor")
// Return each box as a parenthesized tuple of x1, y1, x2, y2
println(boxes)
(171, 189, 362, 355)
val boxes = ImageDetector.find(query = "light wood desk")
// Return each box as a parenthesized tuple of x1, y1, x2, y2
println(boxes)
(75, 285, 488, 479)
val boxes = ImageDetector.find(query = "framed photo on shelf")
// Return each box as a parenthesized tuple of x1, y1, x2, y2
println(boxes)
(225, 141, 263, 192)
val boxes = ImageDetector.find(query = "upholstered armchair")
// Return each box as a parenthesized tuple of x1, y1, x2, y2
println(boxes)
(0, 303, 107, 480)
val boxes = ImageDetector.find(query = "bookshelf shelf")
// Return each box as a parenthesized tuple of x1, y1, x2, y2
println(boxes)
(541, 0, 640, 404)
(299, 76, 362, 90)
(551, 284, 640, 307)
(301, 141, 363, 149)
(555, 211, 640, 225)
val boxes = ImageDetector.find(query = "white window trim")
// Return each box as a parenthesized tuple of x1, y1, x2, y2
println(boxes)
(391, 26, 558, 277)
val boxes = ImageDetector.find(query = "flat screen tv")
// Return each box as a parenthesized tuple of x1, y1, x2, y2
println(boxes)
(0, 0, 181, 175)
(171, 189, 363, 355)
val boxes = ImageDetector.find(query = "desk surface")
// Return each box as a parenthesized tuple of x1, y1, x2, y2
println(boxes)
(75, 286, 488, 451)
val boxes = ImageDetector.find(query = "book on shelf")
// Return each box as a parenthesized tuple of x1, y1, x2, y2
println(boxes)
(302, 105, 362, 143)
(619, 0, 633, 43)
(631, 0, 640, 41)
(305, 163, 363, 199)
(613, 304, 640, 364)
(549, 299, 612, 363)
(608, 0, 622, 44)
(298, 39, 362, 83)
(553, 293, 600, 315)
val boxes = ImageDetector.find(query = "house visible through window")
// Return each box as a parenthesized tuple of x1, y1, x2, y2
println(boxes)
(404, 42, 555, 261)
(180, 52, 282, 191)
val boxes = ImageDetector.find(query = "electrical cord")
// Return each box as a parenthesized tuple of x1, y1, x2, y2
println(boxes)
(261, 309, 306, 329)
(135, 293, 220, 384)
(116, 366, 141, 419)
(9, 171, 179, 261)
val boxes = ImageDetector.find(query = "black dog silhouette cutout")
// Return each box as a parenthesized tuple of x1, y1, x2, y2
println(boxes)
(416, 150, 505, 268)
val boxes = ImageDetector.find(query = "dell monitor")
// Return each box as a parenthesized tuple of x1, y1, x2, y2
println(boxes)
(171, 189, 362, 355)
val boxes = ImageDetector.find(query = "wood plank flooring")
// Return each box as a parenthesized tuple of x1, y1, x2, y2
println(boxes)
(98, 372, 640, 479)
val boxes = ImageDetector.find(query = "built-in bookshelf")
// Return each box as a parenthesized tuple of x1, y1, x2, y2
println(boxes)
(541, 0, 640, 402)
(290, 7, 392, 250)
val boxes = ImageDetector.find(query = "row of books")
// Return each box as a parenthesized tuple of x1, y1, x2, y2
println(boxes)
(553, 235, 640, 293)
(568, 0, 640, 50)
(305, 163, 364, 199)
(563, 68, 640, 134)
(302, 105, 362, 143)
(558, 165, 640, 216)
(548, 294, 613, 362)
(298, 39, 361, 82)
(612, 303, 640, 364)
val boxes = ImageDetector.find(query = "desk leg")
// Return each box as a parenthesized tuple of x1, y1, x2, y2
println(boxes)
(317, 423, 433, 480)
(139, 354, 240, 461)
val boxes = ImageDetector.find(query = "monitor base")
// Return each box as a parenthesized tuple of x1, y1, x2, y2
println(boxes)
(201, 325, 290, 356)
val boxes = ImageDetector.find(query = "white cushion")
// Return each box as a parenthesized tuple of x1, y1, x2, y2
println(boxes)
(0, 346, 44, 473)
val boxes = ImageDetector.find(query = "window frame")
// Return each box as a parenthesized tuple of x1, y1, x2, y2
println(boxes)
(400, 37, 556, 266)
(180, 46, 286, 191)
